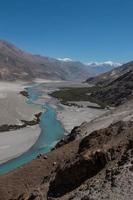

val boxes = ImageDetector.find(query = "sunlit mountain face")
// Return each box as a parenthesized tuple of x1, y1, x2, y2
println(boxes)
(0, 40, 94, 81)
(0, 39, 122, 82)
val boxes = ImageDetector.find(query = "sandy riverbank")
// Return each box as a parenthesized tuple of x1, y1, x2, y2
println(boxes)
(0, 80, 107, 165)
(0, 81, 42, 164)
(0, 81, 42, 125)
(0, 125, 40, 164)
(32, 81, 107, 133)
(55, 102, 107, 133)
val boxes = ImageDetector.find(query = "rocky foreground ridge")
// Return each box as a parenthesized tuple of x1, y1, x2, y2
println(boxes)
(0, 120, 133, 200)
(48, 121, 133, 200)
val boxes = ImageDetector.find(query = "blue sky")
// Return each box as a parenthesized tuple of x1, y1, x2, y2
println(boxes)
(0, 0, 133, 63)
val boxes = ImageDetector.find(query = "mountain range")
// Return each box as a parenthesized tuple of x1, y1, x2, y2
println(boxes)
(86, 61, 133, 106)
(0, 40, 120, 81)
(85, 61, 121, 75)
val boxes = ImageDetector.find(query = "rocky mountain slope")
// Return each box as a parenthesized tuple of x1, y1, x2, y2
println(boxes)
(0, 40, 121, 82)
(86, 60, 133, 85)
(89, 70, 133, 106)
(0, 40, 92, 81)
(48, 121, 133, 200)
(84, 61, 133, 106)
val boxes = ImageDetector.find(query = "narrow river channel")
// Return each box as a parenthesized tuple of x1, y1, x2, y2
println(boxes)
(0, 84, 65, 174)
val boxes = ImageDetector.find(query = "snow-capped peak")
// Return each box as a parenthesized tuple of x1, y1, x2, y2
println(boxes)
(57, 58, 73, 62)
(86, 61, 121, 67)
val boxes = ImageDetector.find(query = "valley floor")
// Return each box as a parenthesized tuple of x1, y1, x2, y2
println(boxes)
(34, 81, 107, 133)
(0, 116, 133, 200)
(1, 80, 133, 200)
(0, 80, 106, 166)
(0, 81, 42, 164)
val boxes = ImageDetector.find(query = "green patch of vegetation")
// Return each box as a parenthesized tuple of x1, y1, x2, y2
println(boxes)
(50, 86, 108, 109)
(0, 112, 42, 132)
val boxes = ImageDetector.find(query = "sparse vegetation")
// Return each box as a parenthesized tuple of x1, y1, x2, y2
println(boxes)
(50, 86, 108, 109)
(0, 112, 42, 132)
(51, 68, 133, 109)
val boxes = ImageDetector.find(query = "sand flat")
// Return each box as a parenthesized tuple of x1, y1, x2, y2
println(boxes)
(0, 91, 42, 125)
(0, 125, 40, 164)
(56, 103, 106, 132)
(0, 81, 42, 125)
(0, 81, 42, 164)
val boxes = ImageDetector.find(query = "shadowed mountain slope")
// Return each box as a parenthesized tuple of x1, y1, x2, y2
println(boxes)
(86, 61, 133, 86)
(85, 61, 133, 106)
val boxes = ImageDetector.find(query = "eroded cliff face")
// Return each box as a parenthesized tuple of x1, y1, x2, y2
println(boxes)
(48, 151, 107, 198)
(0, 121, 133, 200)
(47, 121, 133, 199)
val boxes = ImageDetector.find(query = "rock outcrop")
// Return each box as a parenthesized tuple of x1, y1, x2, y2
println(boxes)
(48, 150, 107, 198)
(48, 121, 133, 199)
(53, 126, 82, 149)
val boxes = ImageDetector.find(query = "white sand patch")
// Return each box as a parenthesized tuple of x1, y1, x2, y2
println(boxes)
(0, 125, 40, 164)
(0, 92, 7, 99)
(55, 103, 106, 133)
(0, 81, 26, 92)
(78, 99, 133, 137)
(0, 92, 42, 125)
(34, 78, 62, 83)
(0, 82, 42, 125)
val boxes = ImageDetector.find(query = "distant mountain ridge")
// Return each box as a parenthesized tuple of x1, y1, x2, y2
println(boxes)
(58, 58, 121, 75)
(0, 40, 92, 81)
(0, 39, 120, 81)
(85, 61, 121, 75)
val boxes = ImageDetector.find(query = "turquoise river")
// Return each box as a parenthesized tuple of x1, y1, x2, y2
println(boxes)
(0, 84, 65, 174)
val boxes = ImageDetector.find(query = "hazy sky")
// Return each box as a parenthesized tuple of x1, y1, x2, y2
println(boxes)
(0, 0, 133, 63)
